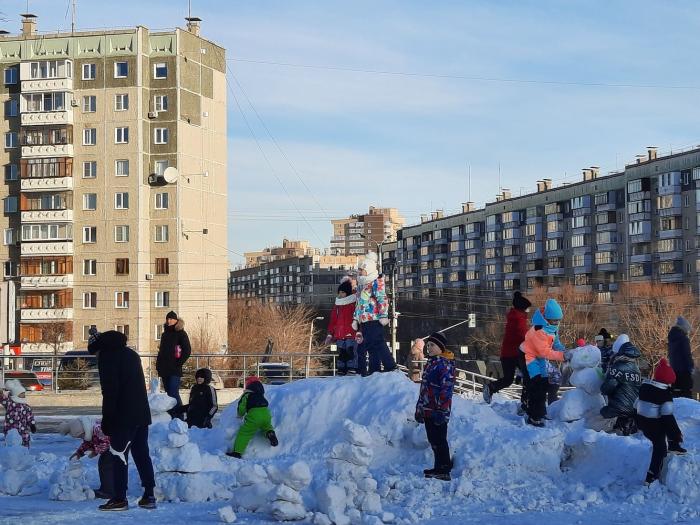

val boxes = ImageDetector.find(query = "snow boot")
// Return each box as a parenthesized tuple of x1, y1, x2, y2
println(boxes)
(526, 416, 545, 428)
(425, 470, 451, 481)
(266, 430, 279, 447)
(423, 468, 437, 476)
(644, 471, 658, 486)
(668, 443, 687, 455)
(482, 384, 492, 404)
(99, 499, 129, 511)
(226, 451, 242, 459)
(138, 496, 157, 510)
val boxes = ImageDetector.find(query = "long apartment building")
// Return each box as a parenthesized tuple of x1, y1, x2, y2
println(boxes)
(396, 147, 700, 302)
(330, 206, 405, 256)
(0, 14, 228, 354)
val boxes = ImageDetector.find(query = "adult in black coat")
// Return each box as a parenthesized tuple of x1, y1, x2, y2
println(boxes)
(668, 316, 694, 399)
(156, 311, 192, 414)
(88, 329, 156, 511)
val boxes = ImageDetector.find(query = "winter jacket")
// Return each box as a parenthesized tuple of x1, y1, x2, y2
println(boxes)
(416, 351, 455, 422)
(500, 308, 529, 359)
(354, 277, 388, 324)
(599, 345, 614, 373)
(635, 380, 682, 442)
(1, 392, 35, 447)
(237, 381, 269, 417)
(668, 326, 693, 374)
(75, 419, 110, 457)
(186, 373, 218, 429)
(156, 318, 192, 378)
(88, 330, 152, 437)
(521, 326, 564, 379)
(600, 342, 642, 418)
(327, 294, 357, 341)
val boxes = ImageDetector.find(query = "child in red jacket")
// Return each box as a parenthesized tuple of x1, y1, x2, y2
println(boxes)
(325, 278, 358, 375)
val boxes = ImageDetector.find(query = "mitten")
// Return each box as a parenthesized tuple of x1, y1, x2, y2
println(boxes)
(355, 332, 364, 345)
(379, 318, 389, 327)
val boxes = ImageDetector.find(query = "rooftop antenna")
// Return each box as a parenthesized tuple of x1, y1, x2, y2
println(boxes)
(467, 162, 472, 202)
(71, 0, 76, 33)
(498, 162, 502, 192)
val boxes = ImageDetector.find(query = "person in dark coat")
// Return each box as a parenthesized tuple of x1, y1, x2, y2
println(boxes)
(596, 328, 614, 373)
(88, 329, 156, 512)
(635, 358, 686, 484)
(156, 311, 192, 415)
(668, 316, 694, 399)
(483, 291, 531, 404)
(184, 368, 218, 429)
(600, 334, 642, 435)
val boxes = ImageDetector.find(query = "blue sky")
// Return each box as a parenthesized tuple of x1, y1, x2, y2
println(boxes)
(4, 1, 700, 265)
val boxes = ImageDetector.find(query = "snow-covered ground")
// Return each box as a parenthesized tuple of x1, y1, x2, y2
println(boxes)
(1, 372, 700, 524)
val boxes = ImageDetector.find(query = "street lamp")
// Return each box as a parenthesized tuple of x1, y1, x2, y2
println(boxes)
(358, 233, 392, 273)
(308, 316, 325, 353)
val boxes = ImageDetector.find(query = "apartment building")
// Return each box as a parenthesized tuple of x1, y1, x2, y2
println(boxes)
(396, 147, 700, 302)
(0, 14, 228, 354)
(330, 206, 405, 256)
(244, 239, 319, 268)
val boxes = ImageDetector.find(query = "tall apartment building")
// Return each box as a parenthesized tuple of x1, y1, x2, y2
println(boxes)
(396, 147, 700, 302)
(330, 206, 405, 256)
(244, 239, 319, 268)
(0, 14, 228, 354)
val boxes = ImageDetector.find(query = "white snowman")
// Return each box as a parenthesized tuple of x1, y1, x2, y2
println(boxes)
(548, 344, 605, 423)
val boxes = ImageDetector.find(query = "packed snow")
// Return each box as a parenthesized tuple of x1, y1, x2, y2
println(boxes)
(1, 372, 700, 524)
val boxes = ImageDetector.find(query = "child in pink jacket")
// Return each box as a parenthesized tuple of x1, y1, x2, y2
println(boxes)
(59, 417, 114, 499)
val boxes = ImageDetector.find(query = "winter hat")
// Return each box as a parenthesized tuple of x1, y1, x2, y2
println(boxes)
(653, 358, 676, 385)
(68, 418, 85, 439)
(543, 298, 563, 321)
(426, 332, 448, 352)
(338, 278, 353, 296)
(512, 291, 531, 311)
(675, 316, 691, 334)
(612, 334, 630, 354)
(531, 308, 548, 328)
(245, 376, 261, 388)
(166, 311, 178, 321)
(195, 368, 213, 384)
(5, 379, 26, 404)
(357, 252, 379, 286)
(576, 338, 586, 347)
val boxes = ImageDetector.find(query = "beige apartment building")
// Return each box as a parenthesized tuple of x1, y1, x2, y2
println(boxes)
(330, 206, 405, 256)
(0, 15, 228, 355)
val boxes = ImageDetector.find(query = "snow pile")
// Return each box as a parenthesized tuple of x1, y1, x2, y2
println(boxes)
(268, 462, 312, 521)
(218, 505, 237, 523)
(149, 378, 176, 425)
(549, 345, 605, 422)
(0, 429, 41, 496)
(49, 459, 94, 501)
(230, 463, 274, 512)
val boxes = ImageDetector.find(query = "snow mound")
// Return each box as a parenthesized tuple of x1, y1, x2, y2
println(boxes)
(49, 460, 94, 501)
(149, 378, 176, 425)
(0, 429, 41, 496)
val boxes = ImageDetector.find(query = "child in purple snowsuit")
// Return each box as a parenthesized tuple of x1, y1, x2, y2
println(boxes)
(1, 379, 36, 447)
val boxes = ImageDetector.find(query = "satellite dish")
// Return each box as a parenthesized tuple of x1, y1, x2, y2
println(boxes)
(163, 167, 179, 184)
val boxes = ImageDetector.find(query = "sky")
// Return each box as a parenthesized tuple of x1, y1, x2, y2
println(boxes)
(4, 1, 700, 266)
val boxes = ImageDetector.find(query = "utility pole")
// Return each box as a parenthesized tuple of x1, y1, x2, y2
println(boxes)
(71, 0, 76, 33)
(390, 264, 398, 361)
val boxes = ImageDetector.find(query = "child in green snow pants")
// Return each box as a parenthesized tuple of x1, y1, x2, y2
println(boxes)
(228, 377, 278, 457)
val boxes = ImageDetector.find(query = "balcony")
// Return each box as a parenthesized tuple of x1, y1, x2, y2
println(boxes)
(630, 232, 651, 243)
(21, 242, 73, 256)
(659, 273, 683, 283)
(21, 76, 74, 93)
(22, 144, 74, 158)
(21, 210, 73, 222)
(20, 308, 73, 322)
(596, 263, 619, 273)
(21, 341, 73, 353)
(659, 229, 683, 240)
(547, 267, 565, 276)
(21, 177, 73, 192)
(20, 275, 74, 289)
(21, 109, 74, 126)
(630, 253, 652, 263)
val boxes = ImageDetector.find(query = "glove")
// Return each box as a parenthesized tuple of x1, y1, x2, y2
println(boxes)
(355, 332, 364, 345)
(379, 318, 389, 327)
(431, 411, 447, 426)
(351, 320, 359, 332)
(414, 408, 425, 424)
(30, 423, 37, 434)
(324, 334, 333, 346)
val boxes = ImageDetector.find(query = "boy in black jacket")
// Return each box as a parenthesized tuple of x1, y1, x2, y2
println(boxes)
(185, 368, 218, 429)
(635, 358, 687, 485)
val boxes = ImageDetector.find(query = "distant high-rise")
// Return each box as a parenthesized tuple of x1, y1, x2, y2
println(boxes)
(330, 207, 405, 256)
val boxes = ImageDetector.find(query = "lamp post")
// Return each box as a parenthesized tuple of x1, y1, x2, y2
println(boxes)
(307, 316, 324, 377)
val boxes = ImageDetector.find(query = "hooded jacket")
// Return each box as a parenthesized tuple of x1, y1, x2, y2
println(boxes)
(88, 330, 151, 436)
(500, 308, 529, 359)
(600, 342, 642, 418)
(416, 351, 455, 420)
(354, 277, 388, 324)
(186, 369, 218, 429)
(521, 309, 564, 378)
(237, 380, 269, 417)
(668, 326, 693, 374)
(156, 318, 192, 378)
(327, 294, 357, 341)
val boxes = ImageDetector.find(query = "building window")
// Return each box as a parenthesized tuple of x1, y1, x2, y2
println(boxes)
(25, 92, 66, 112)
(115, 94, 129, 111)
(115, 291, 129, 308)
(154, 324, 165, 340)
(3, 196, 18, 214)
(81, 324, 97, 341)
(4, 98, 18, 117)
(114, 192, 129, 209)
(525, 241, 537, 254)
(82, 63, 96, 80)
(83, 292, 97, 309)
(82, 161, 97, 179)
(154, 160, 168, 176)
(115, 159, 129, 177)
(628, 179, 643, 194)
(659, 261, 678, 275)
(571, 215, 589, 229)
(83, 193, 97, 210)
(155, 291, 170, 307)
(3, 228, 14, 245)
(82, 95, 96, 113)
(4, 164, 18, 181)
(153, 63, 168, 79)
(22, 223, 72, 241)
(4, 67, 18, 85)
(115, 258, 129, 275)
(3, 261, 17, 278)
(574, 274, 589, 286)
(4, 132, 18, 149)
(594, 192, 608, 205)
(83, 226, 97, 243)
(155, 192, 169, 209)
(155, 225, 169, 242)
(83, 128, 97, 146)
(154, 95, 168, 112)
(83, 259, 97, 276)
(571, 234, 586, 248)
(114, 225, 129, 242)
(155, 257, 169, 275)
(154, 128, 169, 144)
(114, 62, 128, 78)
(114, 127, 129, 144)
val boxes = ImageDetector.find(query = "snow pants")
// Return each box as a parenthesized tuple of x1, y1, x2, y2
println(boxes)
(527, 375, 549, 420)
(425, 418, 451, 473)
(232, 407, 275, 455)
(336, 339, 358, 375)
(638, 419, 682, 479)
(109, 425, 156, 501)
(97, 451, 115, 497)
(672, 370, 693, 399)
(361, 321, 396, 375)
(489, 356, 525, 394)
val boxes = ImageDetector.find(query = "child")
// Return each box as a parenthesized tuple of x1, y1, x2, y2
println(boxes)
(59, 417, 113, 499)
(325, 277, 359, 375)
(226, 376, 278, 458)
(414, 332, 455, 481)
(1, 379, 36, 447)
(600, 334, 642, 435)
(635, 358, 687, 485)
(185, 368, 218, 428)
(521, 300, 566, 427)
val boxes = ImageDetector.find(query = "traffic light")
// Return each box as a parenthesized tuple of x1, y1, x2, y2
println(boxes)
(468, 313, 476, 328)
